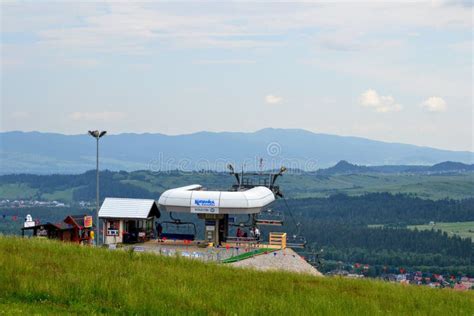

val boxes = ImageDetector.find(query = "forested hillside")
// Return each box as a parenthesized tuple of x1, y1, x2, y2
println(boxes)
(273, 194, 474, 275)
(1, 169, 473, 201)
(281, 193, 474, 225)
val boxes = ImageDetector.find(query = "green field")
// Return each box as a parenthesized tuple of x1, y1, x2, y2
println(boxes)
(1, 171, 473, 202)
(408, 222, 474, 241)
(0, 183, 38, 200)
(280, 173, 474, 200)
(0, 237, 473, 315)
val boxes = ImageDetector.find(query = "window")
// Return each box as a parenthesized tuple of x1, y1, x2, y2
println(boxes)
(107, 220, 120, 236)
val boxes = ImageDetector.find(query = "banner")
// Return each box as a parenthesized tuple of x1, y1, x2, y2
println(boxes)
(84, 216, 93, 228)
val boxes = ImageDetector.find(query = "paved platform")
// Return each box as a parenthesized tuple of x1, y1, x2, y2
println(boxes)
(120, 241, 322, 276)
(124, 240, 261, 262)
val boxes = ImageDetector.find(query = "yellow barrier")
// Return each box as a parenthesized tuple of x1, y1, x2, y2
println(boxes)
(269, 232, 287, 249)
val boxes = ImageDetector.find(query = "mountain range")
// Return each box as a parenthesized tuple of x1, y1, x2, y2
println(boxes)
(1, 129, 473, 174)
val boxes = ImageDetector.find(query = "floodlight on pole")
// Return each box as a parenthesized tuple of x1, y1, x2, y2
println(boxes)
(88, 130, 106, 246)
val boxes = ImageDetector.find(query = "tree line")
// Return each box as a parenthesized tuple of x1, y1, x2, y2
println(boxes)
(279, 193, 474, 225)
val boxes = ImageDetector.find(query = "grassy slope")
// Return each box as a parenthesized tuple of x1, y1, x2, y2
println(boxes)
(0, 237, 473, 315)
(408, 222, 474, 241)
(0, 184, 38, 200)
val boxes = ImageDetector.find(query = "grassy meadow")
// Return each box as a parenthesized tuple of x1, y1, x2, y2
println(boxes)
(408, 221, 474, 242)
(0, 237, 473, 315)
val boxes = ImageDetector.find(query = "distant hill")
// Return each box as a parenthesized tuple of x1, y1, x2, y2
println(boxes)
(1, 129, 473, 174)
(317, 160, 374, 175)
(428, 161, 474, 173)
(317, 160, 474, 175)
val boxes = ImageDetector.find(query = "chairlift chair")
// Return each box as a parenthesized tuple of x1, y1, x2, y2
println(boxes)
(255, 209, 284, 226)
(160, 213, 197, 241)
(286, 222, 306, 248)
(229, 214, 254, 228)
(286, 234, 307, 248)
(303, 247, 323, 267)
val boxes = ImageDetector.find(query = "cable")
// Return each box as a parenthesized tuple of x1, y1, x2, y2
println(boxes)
(282, 196, 300, 236)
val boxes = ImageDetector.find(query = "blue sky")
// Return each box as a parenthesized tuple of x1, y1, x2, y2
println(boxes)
(1, 1, 472, 151)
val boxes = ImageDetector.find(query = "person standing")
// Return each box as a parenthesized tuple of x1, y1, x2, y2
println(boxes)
(156, 222, 163, 240)
(250, 227, 255, 238)
(254, 227, 261, 241)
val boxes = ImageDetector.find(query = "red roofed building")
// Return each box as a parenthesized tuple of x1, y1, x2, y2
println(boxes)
(21, 214, 94, 244)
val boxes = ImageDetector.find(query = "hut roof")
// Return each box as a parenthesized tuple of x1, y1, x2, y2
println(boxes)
(98, 198, 160, 219)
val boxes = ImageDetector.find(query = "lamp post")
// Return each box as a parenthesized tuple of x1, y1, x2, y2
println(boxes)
(88, 130, 106, 245)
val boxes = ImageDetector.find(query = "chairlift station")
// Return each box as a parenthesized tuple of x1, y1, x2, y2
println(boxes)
(99, 165, 306, 249)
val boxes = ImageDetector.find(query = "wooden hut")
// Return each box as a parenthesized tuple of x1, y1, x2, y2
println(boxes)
(98, 198, 160, 245)
(21, 214, 94, 244)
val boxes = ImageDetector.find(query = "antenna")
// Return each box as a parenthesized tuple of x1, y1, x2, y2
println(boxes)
(228, 164, 241, 187)
(240, 164, 244, 189)
(271, 165, 287, 186)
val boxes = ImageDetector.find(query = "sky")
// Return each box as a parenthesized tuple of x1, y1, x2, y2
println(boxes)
(1, 1, 472, 151)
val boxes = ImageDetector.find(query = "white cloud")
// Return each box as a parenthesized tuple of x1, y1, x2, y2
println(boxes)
(265, 95, 283, 104)
(2, 2, 471, 56)
(59, 58, 99, 67)
(70, 111, 126, 121)
(193, 59, 256, 65)
(420, 96, 447, 112)
(407, 32, 421, 37)
(449, 40, 472, 53)
(359, 89, 403, 113)
(304, 57, 471, 99)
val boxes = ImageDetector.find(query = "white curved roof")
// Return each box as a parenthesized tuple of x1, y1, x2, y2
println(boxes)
(158, 185, 275, 215)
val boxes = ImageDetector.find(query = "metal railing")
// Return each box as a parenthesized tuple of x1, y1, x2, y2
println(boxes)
(269, 232, 287, 249)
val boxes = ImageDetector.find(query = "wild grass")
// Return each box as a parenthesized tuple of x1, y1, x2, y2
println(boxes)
(0, 236, 473, 315)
